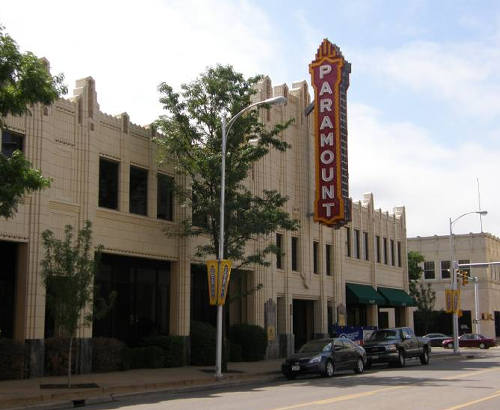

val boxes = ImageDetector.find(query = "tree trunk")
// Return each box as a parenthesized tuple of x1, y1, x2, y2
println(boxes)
(68, 336, 73, 388)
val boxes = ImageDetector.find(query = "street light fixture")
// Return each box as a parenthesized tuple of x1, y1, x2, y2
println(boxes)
(216, 95, 287, 379)
(449, 210, 487, 354)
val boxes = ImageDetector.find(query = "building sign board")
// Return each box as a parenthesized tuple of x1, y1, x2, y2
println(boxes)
(309, 39, 351, 226)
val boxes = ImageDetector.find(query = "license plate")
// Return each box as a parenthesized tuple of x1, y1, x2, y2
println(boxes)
(291, 365, 300, 371)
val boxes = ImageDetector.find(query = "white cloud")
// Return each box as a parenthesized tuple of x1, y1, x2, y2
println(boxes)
(2, 0, 281, 125)
(348, 102, 499, 237)
(354, 41, 500, 119)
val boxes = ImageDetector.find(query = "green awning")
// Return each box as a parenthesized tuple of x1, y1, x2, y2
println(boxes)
(346, 283, 386, 305)
(377, 287, 416, 307)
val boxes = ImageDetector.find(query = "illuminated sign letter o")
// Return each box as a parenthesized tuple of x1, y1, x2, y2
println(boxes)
(320, 150, 334, 164)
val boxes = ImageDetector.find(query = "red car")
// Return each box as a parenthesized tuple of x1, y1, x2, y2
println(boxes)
(442, 333, 496, 349)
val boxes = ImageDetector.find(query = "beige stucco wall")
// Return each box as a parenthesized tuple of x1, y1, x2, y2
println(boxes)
(0, 75, 410, 345)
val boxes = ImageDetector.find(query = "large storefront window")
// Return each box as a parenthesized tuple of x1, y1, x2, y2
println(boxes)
(93, 254, 170, 344)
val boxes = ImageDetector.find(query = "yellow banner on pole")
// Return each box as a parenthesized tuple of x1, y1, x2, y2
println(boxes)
(445, 289, 461, 314)
(445, 289, 453, 313)
(206, 260, 218, 306)
(217, 259, 232, 305)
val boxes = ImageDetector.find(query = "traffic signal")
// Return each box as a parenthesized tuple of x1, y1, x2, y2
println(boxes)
(461, 270, 469, 286)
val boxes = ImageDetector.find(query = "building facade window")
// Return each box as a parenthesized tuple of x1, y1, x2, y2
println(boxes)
(376, 236, 381, 263)
(383, 237, 388, 264)
(157, 173, 174, 221)
(363, 232, 369, 261)
(191, 191, 208, 228)
(424, 261, 435, 279)
(391, 239, 395, 266)
(326, 244, 332, 276)
(346, 227, 351, 257)
(354, 229, 360, 259)
(99, 158, 119, 210)
(441, 260, 451, 279)
(291, 237, 299, 272)
(276, 233, 283, 269)
(313, 241, 319, 274)
(397, 241, 402, 267)
(130, 166, 148, 216)
(1, 129, 24, 157)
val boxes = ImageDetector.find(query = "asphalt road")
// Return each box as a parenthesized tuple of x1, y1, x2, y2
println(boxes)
(82, 350, 500, 410)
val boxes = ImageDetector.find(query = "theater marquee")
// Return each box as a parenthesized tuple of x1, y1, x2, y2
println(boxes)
(309, 39, 351, 227)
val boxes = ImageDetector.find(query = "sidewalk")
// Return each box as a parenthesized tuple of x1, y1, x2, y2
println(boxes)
(0, 348, 482, 410)
(0, 359, 283, 410)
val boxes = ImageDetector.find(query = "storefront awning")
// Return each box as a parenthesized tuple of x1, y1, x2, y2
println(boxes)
(346, 283, 386, 305)
(377, 287, 416, 307)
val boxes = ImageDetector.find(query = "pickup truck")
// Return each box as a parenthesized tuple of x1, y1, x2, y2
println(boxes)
(363, 327, 431, 368)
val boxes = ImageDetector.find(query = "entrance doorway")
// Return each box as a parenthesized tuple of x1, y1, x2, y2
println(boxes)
(0, 241, 17, 338)
(459, 310, 472, 335)
(495, 312, 500, 337)
(293, 299, 314, 350)
(378, 311, 389, 329)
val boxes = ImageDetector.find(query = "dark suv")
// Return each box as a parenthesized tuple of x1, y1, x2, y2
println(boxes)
(363, 327, 431, 368)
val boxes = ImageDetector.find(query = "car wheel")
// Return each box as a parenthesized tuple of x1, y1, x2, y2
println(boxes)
(354, 357, 364, 374)
(398, 350, 406, 368)
(285, 371, 296, 380)
(420, 348, 430, 365)
(479, 342, 486, 349)
(322, 360, 335, 377)
(447, 342, 453, 349)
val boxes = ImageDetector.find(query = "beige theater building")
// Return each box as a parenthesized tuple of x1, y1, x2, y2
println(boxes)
(0, 72, 412, 375)
(408, 233, 500, 340)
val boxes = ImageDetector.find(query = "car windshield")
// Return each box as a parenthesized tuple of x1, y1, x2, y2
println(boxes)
(299, 341, 331, 353)
(368, 330, 400, 341)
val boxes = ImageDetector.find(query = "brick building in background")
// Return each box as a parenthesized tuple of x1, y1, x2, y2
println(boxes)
(408, 233, 500, 339)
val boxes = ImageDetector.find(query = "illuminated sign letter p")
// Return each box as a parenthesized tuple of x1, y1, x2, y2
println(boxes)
(319, 64, 332, 79)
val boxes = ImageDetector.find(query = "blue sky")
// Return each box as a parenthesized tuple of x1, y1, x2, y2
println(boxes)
(2, 0, 498, 237)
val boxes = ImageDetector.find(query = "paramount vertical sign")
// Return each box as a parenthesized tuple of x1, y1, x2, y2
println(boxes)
(309, 39, 351, 227)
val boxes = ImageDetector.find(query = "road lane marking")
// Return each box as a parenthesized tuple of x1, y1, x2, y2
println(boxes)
(443, 389, 500, 409)
(443, 367, 500, 380)
(271, 386, 406, 409)
(272, 366, 500, 410)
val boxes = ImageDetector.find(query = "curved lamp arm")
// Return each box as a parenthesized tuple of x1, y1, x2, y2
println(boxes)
(225, 96, 287, 136)
(451, 210, 488, 226)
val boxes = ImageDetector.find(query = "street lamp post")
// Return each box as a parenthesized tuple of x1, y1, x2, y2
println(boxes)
(216, 95, 287, 379)
(449, 210, 487, 354)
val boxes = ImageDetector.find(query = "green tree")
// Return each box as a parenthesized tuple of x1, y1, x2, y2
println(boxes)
(408, 251, 436, 333)
(408, 250, 424, 295)
(154, 65, 299, 267)
(0, 151, 51, 218)
(0, 25, 66, 218)
(41, 221, 115, 387)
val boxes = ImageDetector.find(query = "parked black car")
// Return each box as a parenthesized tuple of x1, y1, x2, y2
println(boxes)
(363, 327, 431, 368)
(423, 333, 451, 347)
(281, 338, 366, 380)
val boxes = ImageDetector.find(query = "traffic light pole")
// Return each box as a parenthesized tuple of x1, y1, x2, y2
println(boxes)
(473, 277, 480, 334)
(458, 261, 500, 336)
